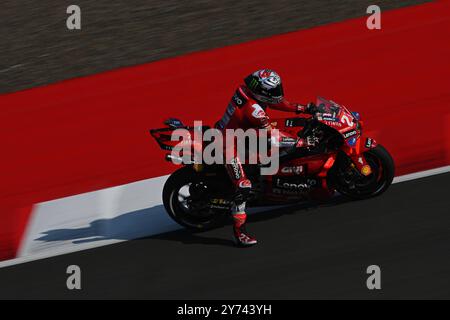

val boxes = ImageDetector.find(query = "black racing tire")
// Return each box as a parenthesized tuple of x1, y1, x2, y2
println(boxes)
(162, 166, 228, 231)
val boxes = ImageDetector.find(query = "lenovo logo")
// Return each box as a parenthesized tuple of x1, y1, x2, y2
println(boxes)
(343, 130, 357, 139)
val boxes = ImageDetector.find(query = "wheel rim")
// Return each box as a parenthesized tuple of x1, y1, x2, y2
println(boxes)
(334, 152, 387, 197)
(169, 181, 218, 228)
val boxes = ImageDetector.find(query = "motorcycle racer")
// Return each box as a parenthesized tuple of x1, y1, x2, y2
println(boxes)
(216, 69, 318, 246)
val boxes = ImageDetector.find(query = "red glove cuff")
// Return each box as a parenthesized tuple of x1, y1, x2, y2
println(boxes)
(295, 104, 307, 114)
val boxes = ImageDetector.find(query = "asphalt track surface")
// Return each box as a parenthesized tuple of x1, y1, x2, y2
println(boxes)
(1, 172, 449, 299)
(0, 0, 430, 94)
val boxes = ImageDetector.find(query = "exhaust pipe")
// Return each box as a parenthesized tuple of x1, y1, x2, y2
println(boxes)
(165, 154, 192, 164)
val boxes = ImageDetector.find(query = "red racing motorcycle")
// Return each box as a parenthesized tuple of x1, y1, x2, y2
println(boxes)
(150, 97, 395, 230)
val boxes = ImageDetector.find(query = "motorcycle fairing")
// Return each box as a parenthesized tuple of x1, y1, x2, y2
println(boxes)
(150, 125, 210, 151)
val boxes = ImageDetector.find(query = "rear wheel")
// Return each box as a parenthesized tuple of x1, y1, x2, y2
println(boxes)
(162, 166, 228, 231)
(329, 145, 395, 199)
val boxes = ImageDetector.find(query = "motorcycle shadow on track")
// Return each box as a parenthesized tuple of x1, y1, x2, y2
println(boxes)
(35, 196, 351, 248)
(35, 204, 177, 244)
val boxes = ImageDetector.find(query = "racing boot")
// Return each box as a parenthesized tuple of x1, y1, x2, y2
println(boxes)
(232, 212, 258, 247)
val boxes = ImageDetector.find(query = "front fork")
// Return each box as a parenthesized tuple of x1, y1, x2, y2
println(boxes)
(344, 136, 378, 177)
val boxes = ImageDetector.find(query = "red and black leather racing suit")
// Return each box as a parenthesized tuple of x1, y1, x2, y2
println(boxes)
(215, 85, 308, 216)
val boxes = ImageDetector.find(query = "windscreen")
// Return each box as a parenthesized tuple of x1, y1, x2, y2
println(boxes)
(316, 97, 342, 117)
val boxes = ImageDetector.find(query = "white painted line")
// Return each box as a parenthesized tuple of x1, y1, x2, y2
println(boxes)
(393, 166, 450, 184)
(1, 165, 449, 269)
(0, 205, 277, 269)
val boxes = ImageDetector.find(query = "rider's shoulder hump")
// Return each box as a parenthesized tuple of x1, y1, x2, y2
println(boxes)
(232, 86, 253, 108)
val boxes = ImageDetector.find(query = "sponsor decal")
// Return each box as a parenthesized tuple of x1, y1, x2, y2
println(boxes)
(285, 119, 295, 127)
(259, 69, 273, 78)
(281, 166, 305, 175)
(238, 180, 252, 189)
(280, 137, 297, 147)
(361, 165, 372, 176)
(232, 89, 247, 107)
(324, 120, 343, 128)
(210, 198, 232, 209)
(251, 104, 266, 119)
(274, 178, 318, 192)
(210, 198, 231, 205)
(343, 129, 358, 139)
(210, 204, 230, 209)
(365, 138, 373, 148)
(347, 137, 357, 147)
(272, 188, 296, 195)
(249, 78, 259, 90)
(285, 118, 306, 127)
(322, 116, 339, 122)
(230, 158, 241, 180)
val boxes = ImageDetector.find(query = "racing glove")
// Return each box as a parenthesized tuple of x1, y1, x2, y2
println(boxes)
(305, 102, 319, 115)
(295, 103, 318, 115)
(295, 103, 307, 114)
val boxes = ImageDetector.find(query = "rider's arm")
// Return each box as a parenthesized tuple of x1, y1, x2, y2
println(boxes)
(268, 100, 320, 148)
(244, 102, 318, 148)
(268, 99, 308, 114)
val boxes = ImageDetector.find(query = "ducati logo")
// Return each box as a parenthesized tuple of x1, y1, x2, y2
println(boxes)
(251, 104, 266, 119)
(281, 166, 304, 175)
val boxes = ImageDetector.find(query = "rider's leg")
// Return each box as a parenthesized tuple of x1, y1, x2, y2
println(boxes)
(230, 201, 257, 246)
(225, 155, 257, 246)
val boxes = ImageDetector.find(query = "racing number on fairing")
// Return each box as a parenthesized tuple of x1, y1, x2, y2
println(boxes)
(341, 114, 354, 127)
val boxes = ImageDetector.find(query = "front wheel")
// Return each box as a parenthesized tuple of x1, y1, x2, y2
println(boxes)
(162, 166, 229, 231)
(328, 145, 395, 200)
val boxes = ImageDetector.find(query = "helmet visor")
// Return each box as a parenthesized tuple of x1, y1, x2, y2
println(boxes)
(254, 83, 284, 104)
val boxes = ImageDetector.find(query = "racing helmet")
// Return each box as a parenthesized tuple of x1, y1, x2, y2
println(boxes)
(244, 69, 284, 104)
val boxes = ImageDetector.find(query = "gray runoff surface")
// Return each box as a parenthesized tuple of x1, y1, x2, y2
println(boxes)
(0, 0, 431, 94)
(0, 173, 449, 299)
